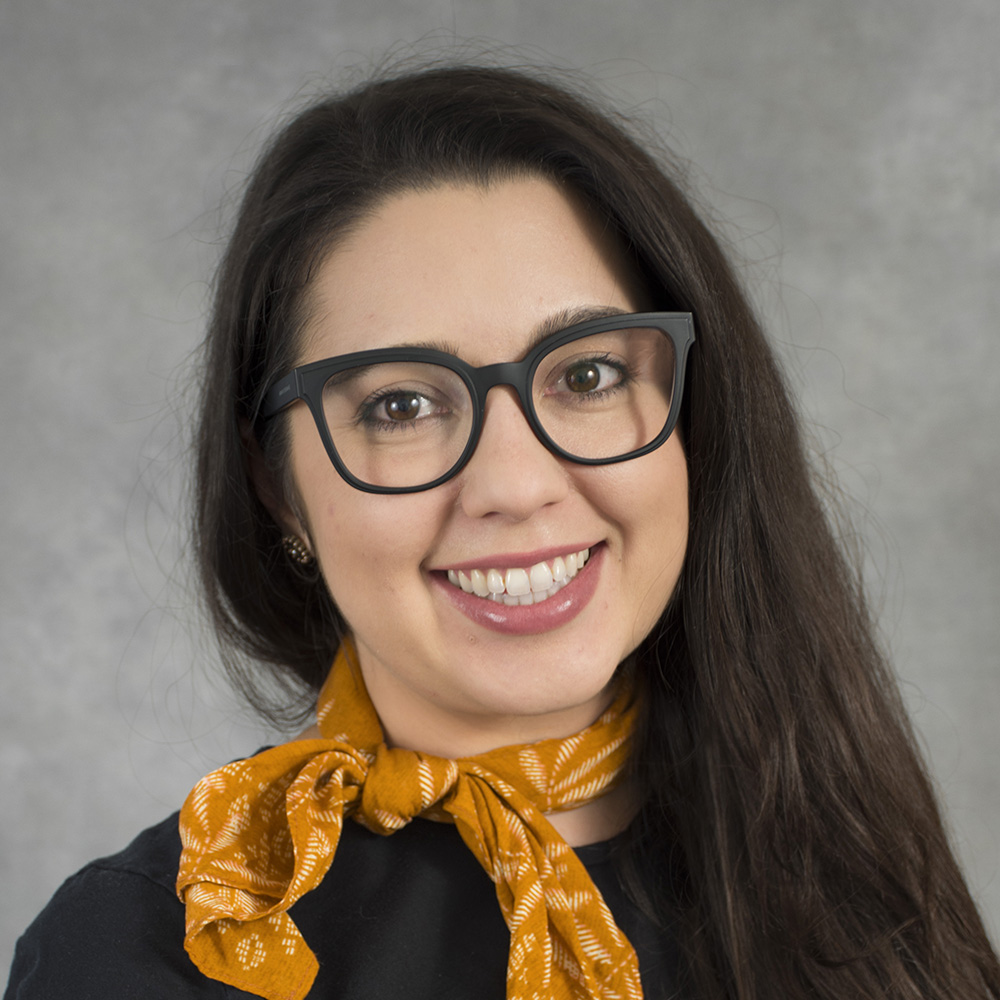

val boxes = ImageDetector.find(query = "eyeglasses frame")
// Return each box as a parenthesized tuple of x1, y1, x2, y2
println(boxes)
(260, 310, 695, 494)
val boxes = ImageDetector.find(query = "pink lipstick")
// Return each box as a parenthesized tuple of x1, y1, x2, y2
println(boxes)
(432, 543, 604, 635)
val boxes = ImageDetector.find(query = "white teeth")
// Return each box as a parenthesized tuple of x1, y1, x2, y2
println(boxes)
(529, 561, 554, 593)
(445, 548, 591, 605)
(470, 568, 490, 597)
(505, 567, 531, 597)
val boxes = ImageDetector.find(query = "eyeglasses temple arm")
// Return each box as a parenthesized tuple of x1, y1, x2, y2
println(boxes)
(261, 370, 302, 419)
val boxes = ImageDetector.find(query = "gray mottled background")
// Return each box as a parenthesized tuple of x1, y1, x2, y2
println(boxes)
(2, 0, 998, 971)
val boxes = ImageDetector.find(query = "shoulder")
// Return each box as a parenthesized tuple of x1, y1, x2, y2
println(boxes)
(4, 813, 246, 1000)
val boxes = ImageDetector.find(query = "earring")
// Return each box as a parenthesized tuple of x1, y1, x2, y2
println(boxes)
(282, 534, 315, 566)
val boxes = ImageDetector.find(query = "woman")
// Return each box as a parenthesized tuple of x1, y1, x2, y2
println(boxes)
(7, 64, 999, 1000)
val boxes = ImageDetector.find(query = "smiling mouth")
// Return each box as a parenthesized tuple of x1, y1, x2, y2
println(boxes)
(444, 548, 592, 606)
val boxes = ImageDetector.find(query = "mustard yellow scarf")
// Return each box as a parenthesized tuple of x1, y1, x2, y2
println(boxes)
(176, 643, 643, 999)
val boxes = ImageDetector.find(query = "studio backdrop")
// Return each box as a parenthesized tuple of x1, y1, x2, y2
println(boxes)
(1, 0, 997, 970)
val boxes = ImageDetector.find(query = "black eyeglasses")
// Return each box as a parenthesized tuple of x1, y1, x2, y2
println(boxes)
(261, 311, 695, 494)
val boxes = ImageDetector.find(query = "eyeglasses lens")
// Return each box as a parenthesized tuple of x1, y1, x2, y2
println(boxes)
(531, 326, 675, 461)
(322, 362, 473, 490)
(320, 326, 676, 490)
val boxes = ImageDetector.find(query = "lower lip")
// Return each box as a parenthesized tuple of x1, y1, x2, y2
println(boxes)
(432, 543, 605, 636)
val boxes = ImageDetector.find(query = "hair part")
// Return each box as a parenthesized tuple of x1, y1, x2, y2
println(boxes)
(193, 61, 1000, 998)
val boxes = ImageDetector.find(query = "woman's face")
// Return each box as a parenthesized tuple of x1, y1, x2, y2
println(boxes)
(279, 177, 688, 756)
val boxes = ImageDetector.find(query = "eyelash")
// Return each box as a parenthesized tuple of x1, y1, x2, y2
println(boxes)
(355, 389, 440, 431)
(550, 354, 634, 399)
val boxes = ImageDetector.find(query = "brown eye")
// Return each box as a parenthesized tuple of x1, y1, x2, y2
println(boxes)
(566, 363, 601, 393)
(384, 393, 424, 421)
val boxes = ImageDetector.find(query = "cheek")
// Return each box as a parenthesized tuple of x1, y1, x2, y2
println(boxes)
(599, 440, 688, 544)
(600, 440, 689, 615)
(305, 483, 450, 613)
(284, 417, 450, 624)
(640, 441, 689, 571)
(314, 498, 405, 594)
(289, 422, 401, 567)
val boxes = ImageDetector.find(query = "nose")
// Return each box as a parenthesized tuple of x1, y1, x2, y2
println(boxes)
(457, 387, 570, 520)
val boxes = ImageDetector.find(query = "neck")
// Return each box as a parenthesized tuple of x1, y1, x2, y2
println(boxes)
(544, 777, 638, 847)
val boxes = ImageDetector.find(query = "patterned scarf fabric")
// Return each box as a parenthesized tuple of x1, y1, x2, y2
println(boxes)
(176, 642, 642, 1000)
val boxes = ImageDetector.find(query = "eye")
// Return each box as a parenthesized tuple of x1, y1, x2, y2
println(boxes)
(556, 358, 625, 395)
(381, 392, 430, 421)
(363, 390, 439, 426)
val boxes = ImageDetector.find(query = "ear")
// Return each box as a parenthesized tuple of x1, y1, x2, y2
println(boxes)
(240, 418, 312, 550)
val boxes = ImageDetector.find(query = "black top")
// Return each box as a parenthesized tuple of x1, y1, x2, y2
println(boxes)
(6, 811, 681, 999)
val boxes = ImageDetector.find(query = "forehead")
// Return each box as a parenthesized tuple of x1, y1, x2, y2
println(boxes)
(297, 177, 646, 366)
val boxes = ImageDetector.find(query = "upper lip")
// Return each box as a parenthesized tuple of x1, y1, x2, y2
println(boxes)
(431, 541, 601, 573)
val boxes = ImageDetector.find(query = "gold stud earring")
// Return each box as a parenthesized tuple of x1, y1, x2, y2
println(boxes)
(282, 534, 315, 566)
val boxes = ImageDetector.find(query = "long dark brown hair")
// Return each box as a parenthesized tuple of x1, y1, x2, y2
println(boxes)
(193, 63, 999, 998)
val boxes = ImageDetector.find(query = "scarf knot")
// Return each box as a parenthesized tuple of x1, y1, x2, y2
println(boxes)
(177, 642, 644, 1000)
(354, 746, 460, 834)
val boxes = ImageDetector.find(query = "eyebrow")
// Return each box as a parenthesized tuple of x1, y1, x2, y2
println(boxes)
(394, 305, 632, 358)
